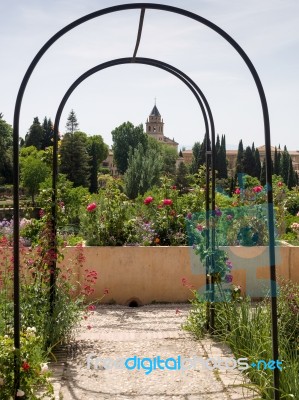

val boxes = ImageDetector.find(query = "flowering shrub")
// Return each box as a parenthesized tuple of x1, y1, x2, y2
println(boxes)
(0, 203, 100, 398)
(0, 330, 53, 399)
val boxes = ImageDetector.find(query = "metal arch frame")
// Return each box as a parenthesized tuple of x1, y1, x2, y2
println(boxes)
(50, 56, 216, 330)
(12, 3, 278, 398)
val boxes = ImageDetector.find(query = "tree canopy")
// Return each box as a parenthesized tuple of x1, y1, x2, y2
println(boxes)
(111, 122, 148, 174)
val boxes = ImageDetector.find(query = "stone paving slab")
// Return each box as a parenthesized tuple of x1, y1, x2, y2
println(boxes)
(49, 304, 259, 400)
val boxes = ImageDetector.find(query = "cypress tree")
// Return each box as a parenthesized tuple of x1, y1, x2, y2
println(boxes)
(25, 117, 44, 150)
(287, 157, 296, 189)
(280, 146, 290, 184)
(254, 148, 261, 179)
(235, 139, 244, 175)
(215, 134, 221, 175)
(273, 146, 280, 175)
(218, 134, 227, 179)
(260, 158, 266, 185)
(243, 145, 255, 176)
(42, 117, 54, 149)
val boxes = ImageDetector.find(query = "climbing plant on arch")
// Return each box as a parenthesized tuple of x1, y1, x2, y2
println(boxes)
(12, 3, 279, 398)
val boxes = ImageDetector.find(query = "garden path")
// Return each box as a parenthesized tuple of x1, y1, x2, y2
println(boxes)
(50, 304, 257, 400)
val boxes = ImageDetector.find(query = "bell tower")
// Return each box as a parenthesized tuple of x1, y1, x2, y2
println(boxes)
(145, 103, 164, 141)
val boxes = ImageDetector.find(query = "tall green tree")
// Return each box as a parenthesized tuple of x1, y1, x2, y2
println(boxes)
(25, 117, 44, 150)
(243, 145, 255, 176)
(235, 139, 244, 175)
(42, 117, 54, 149)
(65, 109, 79, 134)
(215, 134, 221, 174)
(59, 131, 91, 187)
(87, 135, 109, 193)
(0, 114, 13, 184)
(124, 143, 162, 199)
(273, 146, 280, 176)
(287, 157, 296, 189)
(175, 161, 189, 193)
(254, 148, 261, 179)
(190, 141, 201, 174)
(260, 158, 266, 185)
(111, 122, 148, 174)
(20, 148, 50, 205)
(280, 146, 290, 184)
(218, 134, 227, 178)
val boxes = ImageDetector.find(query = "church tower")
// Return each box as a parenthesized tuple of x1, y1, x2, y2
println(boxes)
(145, 104, 164, 141)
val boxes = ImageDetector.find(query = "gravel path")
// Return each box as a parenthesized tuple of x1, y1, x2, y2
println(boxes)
(49, 304, 258, 400)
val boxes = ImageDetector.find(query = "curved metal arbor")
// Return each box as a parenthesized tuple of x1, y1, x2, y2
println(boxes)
(12, 3, 279, 398)
(51, 56, 216, 329)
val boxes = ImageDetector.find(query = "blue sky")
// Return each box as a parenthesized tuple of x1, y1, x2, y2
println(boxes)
(1, 0, 299, 150)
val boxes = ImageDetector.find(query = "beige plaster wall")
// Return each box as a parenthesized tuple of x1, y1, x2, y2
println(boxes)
(58, 246, 299, 305)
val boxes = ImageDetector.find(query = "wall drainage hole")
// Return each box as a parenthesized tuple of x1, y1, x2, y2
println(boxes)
(128, 300, 139, 307)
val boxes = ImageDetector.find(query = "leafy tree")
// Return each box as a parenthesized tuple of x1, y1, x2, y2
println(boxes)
(20, 150, 50, 204)
(124, 143, 162, 199)
(160, 145, 177, 176)
(190, 141, 201, 174)
(65, 109, 79, 134)
(112, 122, 148, 174)
(59, 131, 91, 187)
(25, 117, 44, 150)
(0, 114, 13, 184)
(87, 135, 109, 193)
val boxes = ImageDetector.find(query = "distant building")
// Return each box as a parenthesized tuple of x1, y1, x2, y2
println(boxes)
(101, 104, 179, 176)
(180, 145, 299, 176)
(145, 104, 179, 151)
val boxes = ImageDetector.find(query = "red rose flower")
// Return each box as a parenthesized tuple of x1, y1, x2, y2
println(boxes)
(278, 181, 283, 187)
(235, 188, 241, 195)
(163, 199, 173, 206)
(87, 202, 97, 212)
(144, 196, 154, 205)
(171, 185, 177, 190)
(253, 186, 263, 193)
(103, 288, 109, 294)
(22, 361, 30, 371)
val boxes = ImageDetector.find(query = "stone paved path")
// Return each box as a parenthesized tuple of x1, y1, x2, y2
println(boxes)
(51, 304, 258, 400)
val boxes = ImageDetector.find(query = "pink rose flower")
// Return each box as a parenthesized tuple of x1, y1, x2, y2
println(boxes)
(144, 196, 154, 205)
(87, 202, 97, 212)
(163, 199, 173, 206)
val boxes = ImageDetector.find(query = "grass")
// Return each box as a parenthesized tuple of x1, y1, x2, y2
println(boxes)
(184, 281, 299, 399)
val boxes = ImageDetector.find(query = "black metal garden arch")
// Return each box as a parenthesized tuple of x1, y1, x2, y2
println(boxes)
(50, 56, 216, 330)
(12, 4, 279, 398)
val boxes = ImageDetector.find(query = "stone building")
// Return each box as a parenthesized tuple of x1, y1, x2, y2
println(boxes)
(145, 104, 179, 151)
(101, 104, 179, 176)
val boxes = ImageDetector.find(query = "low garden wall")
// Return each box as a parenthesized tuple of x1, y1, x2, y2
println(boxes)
(59, 245, 299, 305)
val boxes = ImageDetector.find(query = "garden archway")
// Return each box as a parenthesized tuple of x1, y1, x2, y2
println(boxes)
(12, 3, 279, 398)
(51, 56, 216, 328)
